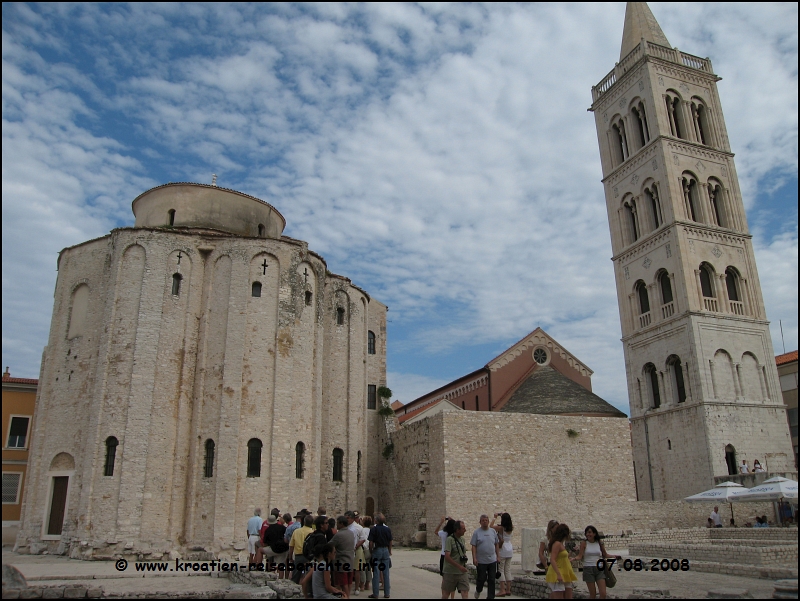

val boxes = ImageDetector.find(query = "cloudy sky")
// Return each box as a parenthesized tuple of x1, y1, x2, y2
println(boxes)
(2, 3, 797, 412)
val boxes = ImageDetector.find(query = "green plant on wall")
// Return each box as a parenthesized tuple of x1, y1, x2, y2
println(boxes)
(567, 428, 580, 438)
(378, 405, 395, 417)
(377, 386, 392, 400)
(382, 442, 394, 459)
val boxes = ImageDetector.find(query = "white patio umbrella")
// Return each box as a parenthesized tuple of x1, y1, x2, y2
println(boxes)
(729, 476, 798, 502)
(684, 481, 746, 522)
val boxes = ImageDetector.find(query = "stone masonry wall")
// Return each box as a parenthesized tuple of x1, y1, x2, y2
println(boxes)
(17, 222, 386, 561)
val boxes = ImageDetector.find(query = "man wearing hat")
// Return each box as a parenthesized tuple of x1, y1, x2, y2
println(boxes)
(285, 509, 308, 544)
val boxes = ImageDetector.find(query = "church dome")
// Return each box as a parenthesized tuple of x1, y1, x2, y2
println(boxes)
(131, 182, 286, 239)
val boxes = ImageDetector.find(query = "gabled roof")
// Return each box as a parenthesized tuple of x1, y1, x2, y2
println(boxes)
(500, 366, 626, 417)
(485, 327, 592, 378)
(620, 2, 671, 61)
(776, 350, 798, 366)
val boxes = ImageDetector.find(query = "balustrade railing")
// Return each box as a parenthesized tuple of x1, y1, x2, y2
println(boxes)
(661, 301, 675, 319)
(639, 311, 652, 329)
(593, 41, 713, 101)
(729, 300, 745, 315)
(703, 297, 719, 312)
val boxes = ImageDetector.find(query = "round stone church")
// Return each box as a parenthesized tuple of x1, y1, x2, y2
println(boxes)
(16, 183, 387, 558)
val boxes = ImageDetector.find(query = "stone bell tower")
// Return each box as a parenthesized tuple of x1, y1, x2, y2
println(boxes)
(589, 2, 794, 500)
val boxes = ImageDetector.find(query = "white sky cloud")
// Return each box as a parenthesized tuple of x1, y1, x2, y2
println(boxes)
(2, 3, 797, 412)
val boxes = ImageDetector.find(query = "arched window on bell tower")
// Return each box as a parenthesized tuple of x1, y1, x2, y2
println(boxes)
(681, 174, 701, 222)
(644, 363, 660, 409)
(635, 280, 651, 328)
(630, 99, 650, 151)
(691, 97, 714, 147)
(725, 267, 744, 315)
(664, 91, 687, 139)
(610, 115, 629, 165)
(658, 270, 674, 318)
(622, 196, 638, 244)
(707, 179, 727, 228)
(643, 184, 662, 230)
(699, 263, 717, 312)
(667, 355, 687, 404)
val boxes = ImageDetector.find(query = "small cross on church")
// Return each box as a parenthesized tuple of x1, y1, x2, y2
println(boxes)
(303, 268, 309, 286)
(177, 251, 182, 264)
(261, 259, 268, 275)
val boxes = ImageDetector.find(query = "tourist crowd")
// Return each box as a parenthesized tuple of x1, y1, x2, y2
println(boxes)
(246, 506, 392, 599)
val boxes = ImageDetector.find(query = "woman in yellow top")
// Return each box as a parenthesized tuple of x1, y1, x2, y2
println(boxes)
(545, 524, 577, 599)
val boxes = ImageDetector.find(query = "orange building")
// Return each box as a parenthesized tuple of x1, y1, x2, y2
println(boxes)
(2, 368, 37, 544)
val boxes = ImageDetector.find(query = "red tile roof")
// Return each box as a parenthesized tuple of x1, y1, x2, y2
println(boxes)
(776, 350, 798, 366)
(390, 400, 404, 410)
(2, 375, 38, 385)
(397, 399, 444, 424)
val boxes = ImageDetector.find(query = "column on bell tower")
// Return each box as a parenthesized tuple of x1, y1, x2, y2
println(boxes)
(589, 2, 794, 500)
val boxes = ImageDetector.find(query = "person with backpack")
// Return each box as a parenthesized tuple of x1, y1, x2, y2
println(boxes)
(302, 517, 329, 570)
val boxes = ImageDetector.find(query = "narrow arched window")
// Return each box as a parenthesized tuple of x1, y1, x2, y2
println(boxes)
(247, 438, 262, 477)
(252, 282, 262, 297)
(725, 269, 739, 302)
(104, 436, 118, 477)
(357, 450, 362, 483)
(668, 356, 687, 404)
(258, 224, 265, 238)
(725, 444, 737, 476)
(699, 265, 714, 298)
(305, 291, 313, 306)
(623, 199, 638, 243)
(462, 401, 465, 409)
(203, 439, 215, 478)
(367, 385, 377, 410)
(171, 273, 182, 296)
(332, 448, 344, 482)
(726, 268, 744, 315)
(295, 442, 305, 479)
(336, 307, 345, 325)
(708, 182, 726, 228)
(645, 364, 660, 409)
(645, 187, 661, 230)
(682, 178, 699, 222)
(668, 439, 671, 450)
(168, 209, 176, 226)
(368, 331, 376, 355)
(660, 272, 673, 304)
(636, 281, 650, 314)
(665, 94, 685, 139)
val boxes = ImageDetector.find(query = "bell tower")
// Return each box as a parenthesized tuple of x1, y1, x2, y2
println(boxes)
(589, 2, 794, 499)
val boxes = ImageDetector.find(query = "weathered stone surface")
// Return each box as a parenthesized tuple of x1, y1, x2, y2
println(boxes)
(15, 183, 388, 559)
(3, 565, 28, 590)
(706, 588, 752, 599)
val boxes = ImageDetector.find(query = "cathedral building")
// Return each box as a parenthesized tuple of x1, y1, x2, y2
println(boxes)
(15, 183, 387, 558)
(590, 3, 794, 500)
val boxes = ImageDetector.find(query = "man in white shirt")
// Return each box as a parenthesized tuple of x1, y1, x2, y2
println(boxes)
(345, 511, 364, 596)
(739, 460, 749, 474)
(710, 506, 722, 528)
(247, 508, 264, 565)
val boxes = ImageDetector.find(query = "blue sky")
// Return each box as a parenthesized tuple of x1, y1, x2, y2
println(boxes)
(2, 3, 797, 412)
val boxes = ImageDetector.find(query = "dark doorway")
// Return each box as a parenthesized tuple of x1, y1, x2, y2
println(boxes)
(47, 476, 69, 535)
(725, 445, 737, 476)
(366, 496, 375, 518)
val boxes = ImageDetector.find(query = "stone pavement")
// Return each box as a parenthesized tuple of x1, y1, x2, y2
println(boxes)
(0, 547, 784, 598)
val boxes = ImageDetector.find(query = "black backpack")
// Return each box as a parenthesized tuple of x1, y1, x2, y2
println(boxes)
(302, 530, 327, 559)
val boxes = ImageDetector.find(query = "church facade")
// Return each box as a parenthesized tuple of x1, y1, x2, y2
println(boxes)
(15, 183, 387, 558)
(590, 3, 794, 500)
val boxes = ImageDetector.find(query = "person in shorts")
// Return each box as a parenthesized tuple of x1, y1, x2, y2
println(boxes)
(441, 520, 470, 599)
(572, 525, 620, 599)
